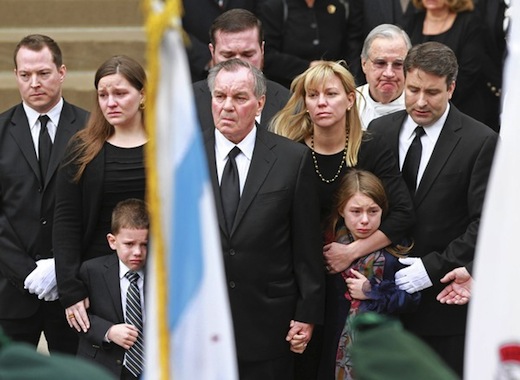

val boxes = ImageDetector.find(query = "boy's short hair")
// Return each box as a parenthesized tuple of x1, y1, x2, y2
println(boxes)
(111, 198, 149, 234)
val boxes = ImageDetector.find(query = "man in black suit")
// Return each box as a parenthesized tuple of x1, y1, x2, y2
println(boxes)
(204, 58, 324, 380)
(0, 34, 88, 354)
(368, 42, 498, 377)
(193, 8, 289, 132)
(182, 0, 263, 82)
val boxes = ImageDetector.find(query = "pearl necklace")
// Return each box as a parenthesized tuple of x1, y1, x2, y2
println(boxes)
(310, 130, 349, 183)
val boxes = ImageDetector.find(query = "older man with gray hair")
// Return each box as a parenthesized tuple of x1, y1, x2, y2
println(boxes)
(204, 58, 324, 380)
(357, 24, 412, 130)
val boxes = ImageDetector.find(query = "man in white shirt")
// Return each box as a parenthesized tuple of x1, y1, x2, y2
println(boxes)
(204, 58, 324, 380)
(0, 34, 88, 354)
(357, 24, 411, 130)
(368, 42, 498, 377)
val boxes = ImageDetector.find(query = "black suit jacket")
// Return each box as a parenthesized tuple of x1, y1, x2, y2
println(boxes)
(0, 101, 88, 319)
(203, 127, 325, 361)
(77, 254, 127, 378)
(193, 78, 289, 132)
(54, 144, 117, 308)
(368, 106, 498, 335)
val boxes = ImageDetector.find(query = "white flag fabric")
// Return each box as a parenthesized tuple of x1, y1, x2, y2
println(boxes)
(465, 4, 520, 379)
(143, 1, 238, 379)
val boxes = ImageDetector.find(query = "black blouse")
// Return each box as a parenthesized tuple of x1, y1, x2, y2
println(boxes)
(86, 142, 146, 256)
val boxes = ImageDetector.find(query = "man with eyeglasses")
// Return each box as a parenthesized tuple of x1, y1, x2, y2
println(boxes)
(356, 24, 412, 130)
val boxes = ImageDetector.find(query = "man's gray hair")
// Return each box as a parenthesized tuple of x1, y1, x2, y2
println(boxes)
(207, 58, 267, 99)
(361, 24, 412, 59)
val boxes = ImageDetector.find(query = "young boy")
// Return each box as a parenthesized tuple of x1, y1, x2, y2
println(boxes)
(76, 198, 148, 380)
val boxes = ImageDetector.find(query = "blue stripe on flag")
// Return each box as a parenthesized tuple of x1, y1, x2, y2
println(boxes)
(170, 129, 207, 329)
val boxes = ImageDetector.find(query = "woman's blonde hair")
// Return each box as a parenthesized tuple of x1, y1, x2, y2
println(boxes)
(269, 60, 363, 167)
(412, 0, 474, 12)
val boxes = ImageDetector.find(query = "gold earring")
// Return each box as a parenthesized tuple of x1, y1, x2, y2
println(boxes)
(139, 101, 145, 110)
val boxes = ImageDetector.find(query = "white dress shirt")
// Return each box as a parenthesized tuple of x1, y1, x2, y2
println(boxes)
(119, 261, 146, 324)
(356, 83, 406, 130)
(399, 104, 450, 189)
(24, 98, 63, 158)
(215, 126, 257, 195)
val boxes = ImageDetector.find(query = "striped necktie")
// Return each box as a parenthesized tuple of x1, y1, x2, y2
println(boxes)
(125, 271, 144, 377)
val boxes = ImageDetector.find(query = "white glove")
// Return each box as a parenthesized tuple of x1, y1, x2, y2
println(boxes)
(24, 258, 58, 301)
(395, 257, 433, 294)
(42, 284, 59, 302)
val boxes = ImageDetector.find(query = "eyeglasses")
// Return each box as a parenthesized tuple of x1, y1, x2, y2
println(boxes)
(368, 57, 405, 71)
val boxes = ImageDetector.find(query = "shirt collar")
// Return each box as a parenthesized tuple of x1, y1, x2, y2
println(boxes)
(404, 103, 450, 140)
(215, 125, 257, 161)
(119, 260, 145, 281)
(24, 98, 64, 130)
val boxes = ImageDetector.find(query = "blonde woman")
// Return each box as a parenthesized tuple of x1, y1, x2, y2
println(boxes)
(270, 60, 413, 378)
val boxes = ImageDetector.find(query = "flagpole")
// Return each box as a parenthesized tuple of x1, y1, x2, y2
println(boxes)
(142, 1, 183, 379)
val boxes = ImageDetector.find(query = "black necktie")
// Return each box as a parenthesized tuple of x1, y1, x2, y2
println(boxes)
(221, 146, 241, 232)
(38, 115, 52, 181)
(402, 126, 425, 196)
(125, 271, 144, 377)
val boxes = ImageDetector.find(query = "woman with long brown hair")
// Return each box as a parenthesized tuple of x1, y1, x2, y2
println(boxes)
(54, 55, 147, 332)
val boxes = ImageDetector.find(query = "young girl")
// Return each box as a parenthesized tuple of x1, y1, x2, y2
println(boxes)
(329, 169, 420, 380)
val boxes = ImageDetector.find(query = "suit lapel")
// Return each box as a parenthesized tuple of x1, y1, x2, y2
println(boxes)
(46, 101, 79, 187)
(103, 255, 124, 322)
(9, 105, 41, 182)
(202, 128, 278, 237)
(203, 129, 228, 237)
(388, 111, 407, 158)
(231, 130, 276, 235)
(415, 107, 462, 206)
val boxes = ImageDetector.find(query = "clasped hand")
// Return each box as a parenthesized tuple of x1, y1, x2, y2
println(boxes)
(24, 258, 58, 301)
(286, 320, 313, 354)
(323, 242, 357, 274)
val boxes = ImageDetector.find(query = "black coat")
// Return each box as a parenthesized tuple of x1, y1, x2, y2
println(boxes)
(0, 101, 87, 319)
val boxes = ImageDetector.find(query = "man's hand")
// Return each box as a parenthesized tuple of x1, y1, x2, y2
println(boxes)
(395, 257, 433, 294)
(24, 258, 58, 301)
(323, 242, 356, 274)
(66, 298, 90, 333)
(437, 267, 472, 305)
(107, 324, 139, 350)
(286, 320, 314, 354)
